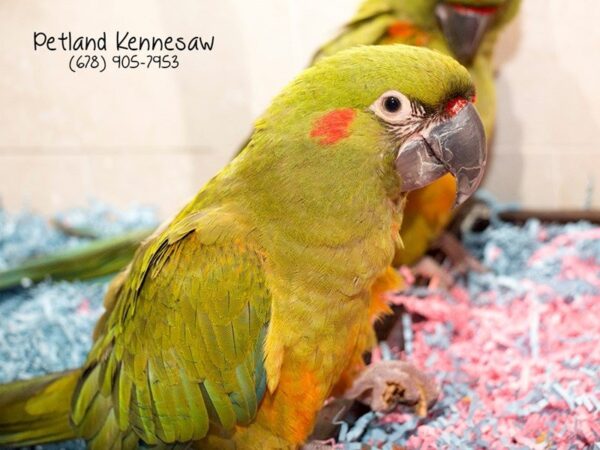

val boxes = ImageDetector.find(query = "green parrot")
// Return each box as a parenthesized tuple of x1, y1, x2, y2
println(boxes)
(314, 0, 520, 269)
(0, 44, 486, 449)
(0, 0, 518, 290)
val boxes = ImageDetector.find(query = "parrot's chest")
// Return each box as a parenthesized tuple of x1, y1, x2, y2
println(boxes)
(289, 292, 370, 364)
(255, 293, 373, 445)
(254, 210, 400, 442)
(265, 243, 391, 398)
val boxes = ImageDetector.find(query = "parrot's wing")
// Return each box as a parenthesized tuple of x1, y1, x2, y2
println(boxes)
(313, 0, 396, 62)
(348, 0, 394, 25)
(71, 212, 271, 447)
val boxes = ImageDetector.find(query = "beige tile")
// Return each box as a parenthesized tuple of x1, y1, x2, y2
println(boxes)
(0, 151, 227, 216)
(555, 151, 600, 209)
(0, 0, 599, 214)
(484, 151, 560, 209)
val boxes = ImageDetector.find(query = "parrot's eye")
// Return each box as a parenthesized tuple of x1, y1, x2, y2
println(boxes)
(370, 90, 412, 124)
(384, 96, 401, 113)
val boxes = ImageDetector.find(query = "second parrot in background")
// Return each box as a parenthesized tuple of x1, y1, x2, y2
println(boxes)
(316, 0, 520, 269)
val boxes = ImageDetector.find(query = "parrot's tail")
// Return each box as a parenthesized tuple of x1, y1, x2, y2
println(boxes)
(0, 228, 152, 291)
(0, 369, 81, 447)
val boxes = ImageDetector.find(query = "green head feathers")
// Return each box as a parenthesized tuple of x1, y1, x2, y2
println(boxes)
(270, 44, 473, 117)
(225, 44, 485, 239)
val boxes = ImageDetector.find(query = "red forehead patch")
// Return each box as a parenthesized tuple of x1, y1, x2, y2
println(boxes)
(445, 97, 469, 117)
(450, 4, 499, 15)
(310, 108, 356, 146)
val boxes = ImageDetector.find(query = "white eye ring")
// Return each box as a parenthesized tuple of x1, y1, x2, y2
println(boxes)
(369, 90, 412, 124)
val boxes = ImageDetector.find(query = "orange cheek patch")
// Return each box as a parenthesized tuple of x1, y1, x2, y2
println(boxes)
(310, 108, 356, 146)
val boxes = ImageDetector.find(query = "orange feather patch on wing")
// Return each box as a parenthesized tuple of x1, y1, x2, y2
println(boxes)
(310, 108, 356, 146)
(386, 21, 430, 46)
(387, 21, 417, 38)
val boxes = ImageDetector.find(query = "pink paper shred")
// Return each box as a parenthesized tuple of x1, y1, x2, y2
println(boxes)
(340, 219, 600, 449)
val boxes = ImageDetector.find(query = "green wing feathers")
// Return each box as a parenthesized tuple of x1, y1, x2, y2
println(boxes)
(0, 228, 152, 291)
(0, 370, 80, 447)
(349, 0, 395, 24)
(313, 0, 395, 62)
(72, 222, 271, 448)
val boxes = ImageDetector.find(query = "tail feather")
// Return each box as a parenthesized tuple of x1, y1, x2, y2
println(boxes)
(0, 228, 152, 291)
(0, 369, 81, 447)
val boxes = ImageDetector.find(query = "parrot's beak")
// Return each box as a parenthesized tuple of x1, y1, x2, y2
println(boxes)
(435, 3, 498, 65)
(395, 102, 486, 206)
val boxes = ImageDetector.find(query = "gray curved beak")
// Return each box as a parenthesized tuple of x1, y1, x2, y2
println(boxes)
(395, 103, 487, 206)
(435, 3, 498, 65)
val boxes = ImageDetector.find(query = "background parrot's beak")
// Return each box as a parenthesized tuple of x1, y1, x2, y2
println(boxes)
(395, 102, 487, 206)
(435, 3, 498, 65)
